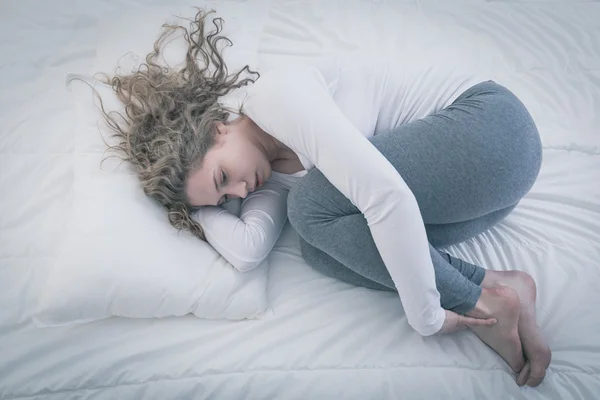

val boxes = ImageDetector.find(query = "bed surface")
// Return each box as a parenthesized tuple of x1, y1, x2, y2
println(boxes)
(1, 0, 599, 399)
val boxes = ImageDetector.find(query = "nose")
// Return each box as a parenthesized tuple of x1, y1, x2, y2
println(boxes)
(231, 181, 250, 199)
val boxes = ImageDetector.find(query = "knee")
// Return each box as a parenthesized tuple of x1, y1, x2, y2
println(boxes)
(297, 236, 322, 267)
(514, 113, 543, 199)
(527, 123, 543, 185)
(287, 168, 334, 237)
(287, 184, 304, 230)
(493, 88, 543, 199)
(287, 175, 317, 237)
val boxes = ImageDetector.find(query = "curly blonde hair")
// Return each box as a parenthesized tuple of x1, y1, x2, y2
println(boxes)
(92, 8, 259, 241)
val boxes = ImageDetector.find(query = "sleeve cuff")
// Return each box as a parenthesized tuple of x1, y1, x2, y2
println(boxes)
(410, 307, 446, 337)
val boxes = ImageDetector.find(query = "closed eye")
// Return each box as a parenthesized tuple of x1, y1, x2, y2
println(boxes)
(218, 170, 228, 205)
(221, 170, 227, 186)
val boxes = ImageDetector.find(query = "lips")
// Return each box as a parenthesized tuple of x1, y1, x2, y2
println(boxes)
(256, 173, 261, 188)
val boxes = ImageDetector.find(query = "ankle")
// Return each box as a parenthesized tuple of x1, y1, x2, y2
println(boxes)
(469, 288, 494, 318)
(469, 286, 520, 319)
(481, 270, 501, 288)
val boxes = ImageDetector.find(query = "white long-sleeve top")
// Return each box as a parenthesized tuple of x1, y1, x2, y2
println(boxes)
(194, 57, 487, 336)
(193, 170, 304, 273)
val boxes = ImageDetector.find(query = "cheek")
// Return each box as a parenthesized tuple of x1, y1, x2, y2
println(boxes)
(182, 178, 195, 203)
(185, 169, 209, 205)
(238, 141, 265, 166)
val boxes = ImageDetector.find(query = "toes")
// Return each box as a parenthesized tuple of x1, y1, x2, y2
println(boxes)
(526, 369, 546, 387)
(517, 361, 531, 386)
(510, 352, 525, 373)
(522, 346, 551, 387)
(512, 356, 526, 374)
(510, 336, 526, 373)
(526, 357, 550, 387)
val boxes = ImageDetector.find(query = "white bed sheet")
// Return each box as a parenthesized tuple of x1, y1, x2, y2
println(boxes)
(1, 0, 599, 399)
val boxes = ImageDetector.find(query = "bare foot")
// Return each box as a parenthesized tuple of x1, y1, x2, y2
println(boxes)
(482, 270, 552, 387)
(467, 286, 525, 373)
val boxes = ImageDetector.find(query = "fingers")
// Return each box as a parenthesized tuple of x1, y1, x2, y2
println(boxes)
(438, 311, 497, 335)
(459, 315, 497, 327)
(453, 323, 469, 332)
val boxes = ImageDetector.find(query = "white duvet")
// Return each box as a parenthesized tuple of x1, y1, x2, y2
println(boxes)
(1, 0, 599, 399)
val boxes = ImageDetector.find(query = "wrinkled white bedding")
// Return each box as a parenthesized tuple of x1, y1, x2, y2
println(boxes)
(1, 0, 599, 398)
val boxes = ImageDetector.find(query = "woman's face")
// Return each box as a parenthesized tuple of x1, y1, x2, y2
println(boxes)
(185, 117, 274, 207)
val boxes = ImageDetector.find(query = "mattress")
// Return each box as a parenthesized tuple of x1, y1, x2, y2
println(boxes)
(1, 0, 599, 399)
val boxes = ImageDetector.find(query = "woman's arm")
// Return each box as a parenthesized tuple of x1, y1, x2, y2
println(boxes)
(193, 179, 289, 272)
(244, 66, 446, 336)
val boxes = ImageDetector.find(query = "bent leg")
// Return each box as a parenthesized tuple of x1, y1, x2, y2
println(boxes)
(367, 81, 542, 225)
(300, 235, 484, 312)
(287, 80, 542, 314)
(426, 203, 518, 247)
(290, 190, 484, 313)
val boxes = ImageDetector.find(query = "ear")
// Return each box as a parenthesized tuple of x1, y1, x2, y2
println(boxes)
(215, 121, 227, 135)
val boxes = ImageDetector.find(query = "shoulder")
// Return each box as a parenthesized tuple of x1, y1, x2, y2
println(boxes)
(249, 65, 327, 95)
(243, 64, 331, 118)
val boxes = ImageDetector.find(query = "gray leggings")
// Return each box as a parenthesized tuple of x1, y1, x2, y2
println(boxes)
(286, 81, 542, 314)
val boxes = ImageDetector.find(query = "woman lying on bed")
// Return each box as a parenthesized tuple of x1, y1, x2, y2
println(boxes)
(95, 9, 550, 387)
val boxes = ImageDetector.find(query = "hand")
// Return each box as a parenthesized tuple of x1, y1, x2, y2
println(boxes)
(436, 309, 497, 335)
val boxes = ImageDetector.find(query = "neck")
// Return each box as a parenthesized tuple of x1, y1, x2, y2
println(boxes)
(239, 115, 284, 162)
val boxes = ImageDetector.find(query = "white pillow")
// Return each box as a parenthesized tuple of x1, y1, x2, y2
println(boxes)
(33, 76, 268, 327)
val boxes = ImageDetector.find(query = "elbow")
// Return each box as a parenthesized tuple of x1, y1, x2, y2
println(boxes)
(365, 188, 417, 224)
(389, 187, 417, 207)
(376, 185, 417, 208)
(233, 225, 273, 273)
